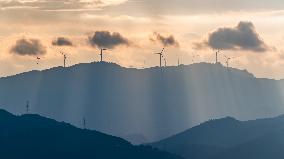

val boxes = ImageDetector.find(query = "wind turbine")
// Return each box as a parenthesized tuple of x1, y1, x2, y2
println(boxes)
(36, 57, 41, 65)
(215, 50, 220, 64)
(224, 55, 236, 68)
(164, 58, 167, 67)
(192, 53, 199, 63)
(83, 117, 86, 129)
(100, 48, 107, 62)
(155, 48, 165, 67)
(224, 55, 230, 68)
(60, 51, 67, 67)
(64, 54, 67, 67)
(26, 100, 30, 114)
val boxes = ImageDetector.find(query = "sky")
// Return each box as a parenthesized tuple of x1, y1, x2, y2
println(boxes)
(1, 0, 284, 79)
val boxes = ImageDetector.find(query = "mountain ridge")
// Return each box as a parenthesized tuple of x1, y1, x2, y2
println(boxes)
(1, 61, 284, 143)
(0, 108, 183, 159)
(150, 114, 284, 159)
(1, 62, 256, 80)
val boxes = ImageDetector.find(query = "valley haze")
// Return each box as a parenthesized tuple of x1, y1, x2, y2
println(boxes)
(1, 62, 284, 143)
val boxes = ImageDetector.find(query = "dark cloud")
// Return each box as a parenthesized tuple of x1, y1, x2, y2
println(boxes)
(52, 37, 73, 46)
(11, 38, 46, 56)
(151, 32, 179, 47)
(88, 31, 129, 49)
(197, 21, 268, 52)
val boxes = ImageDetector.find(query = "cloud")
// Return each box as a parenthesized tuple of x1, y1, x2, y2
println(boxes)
(105, 0, 284, 15)
(10, 38, 46, 56)
(150, 32, 179, 47)
(88, 31, 129, 49)
(0, 0, 128, 11)
(196, 21, 269, 52)
(52, 37, 73, 46)
(1, 0, 284, 14)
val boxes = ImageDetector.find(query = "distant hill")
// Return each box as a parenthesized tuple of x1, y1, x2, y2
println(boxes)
(150, 115, 284, 159)
(1, 62, 284, 142)
(212, 131, 284, 159)
(0, 109, 183, 159)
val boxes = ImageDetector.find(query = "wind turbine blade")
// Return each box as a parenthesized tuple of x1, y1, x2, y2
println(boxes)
(161, 47, 165, 54)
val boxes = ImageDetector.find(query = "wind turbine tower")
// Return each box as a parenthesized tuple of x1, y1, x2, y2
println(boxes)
(83, 117, 86, 129)
(64, 54, 67, 67)
(100, 48, 107, 62)
(225, 56, 230, 68)
(26, 100, 30, 114)
(60, 51, 67, 67)
(155, 48, 165, 67)
(224, 55, 235, 68)
(215, 50, 220, 64)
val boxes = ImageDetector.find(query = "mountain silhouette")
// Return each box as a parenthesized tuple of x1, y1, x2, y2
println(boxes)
(1, 62, 284, 142)
(150, 115, 284, 159)
(123, 134, 149, 145)
(0, 109, 183, 159)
